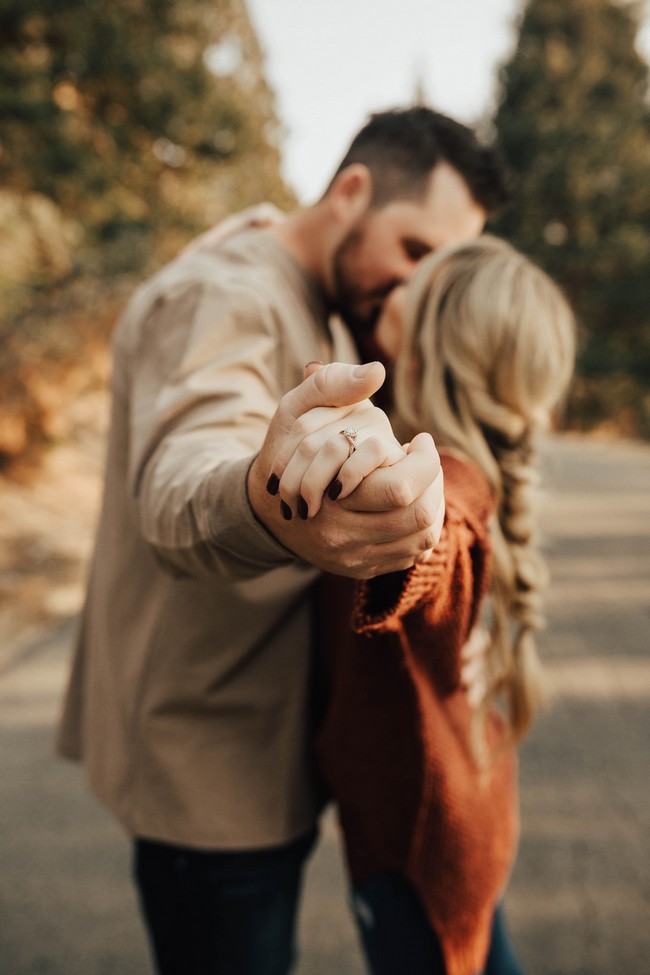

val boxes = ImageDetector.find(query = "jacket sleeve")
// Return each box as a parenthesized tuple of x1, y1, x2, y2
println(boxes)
(116, 275, 304, 581)
(352, 455, 493, 693)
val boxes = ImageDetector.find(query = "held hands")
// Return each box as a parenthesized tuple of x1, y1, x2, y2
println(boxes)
(247, 361, 445, 579)
(268, 377, 406, 520)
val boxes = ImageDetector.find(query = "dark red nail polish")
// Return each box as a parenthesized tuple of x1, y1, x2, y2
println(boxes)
(327, 479, 342, 501)
(280, 500, 292, 521)
(266, 473, 280, 496)
(298, 496, 309, 520)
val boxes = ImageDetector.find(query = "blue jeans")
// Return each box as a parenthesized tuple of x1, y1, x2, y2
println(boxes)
(133, 828, 317, 975)
(351, 872, 526, 975)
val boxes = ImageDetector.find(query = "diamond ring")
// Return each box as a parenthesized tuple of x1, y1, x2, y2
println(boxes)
(340, 427, 359, 457)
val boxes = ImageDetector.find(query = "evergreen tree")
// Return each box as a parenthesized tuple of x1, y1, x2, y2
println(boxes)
(491, 0, 650, 430)
(0, 0, 297, 465)
(0, 0, 294, 267)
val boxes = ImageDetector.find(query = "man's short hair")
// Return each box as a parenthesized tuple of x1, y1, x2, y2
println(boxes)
(328, 106, 509, 214)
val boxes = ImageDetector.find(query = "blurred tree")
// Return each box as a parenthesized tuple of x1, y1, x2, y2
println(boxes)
(491, 0, 650, 432)
(0, 0, 294, 271)
(0, 0, 298, 466)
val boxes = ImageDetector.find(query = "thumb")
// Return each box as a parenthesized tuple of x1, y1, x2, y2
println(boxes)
(287, 361, 385, 424)
(303, 360, 325, 381)
(257, 361, 386, 479)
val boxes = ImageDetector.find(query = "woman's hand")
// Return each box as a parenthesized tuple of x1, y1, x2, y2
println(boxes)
(267, 364, 406, 519)
(250, 361, 444, 577)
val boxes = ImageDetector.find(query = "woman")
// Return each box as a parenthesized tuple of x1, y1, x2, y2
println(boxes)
(269, 235, 576, 975)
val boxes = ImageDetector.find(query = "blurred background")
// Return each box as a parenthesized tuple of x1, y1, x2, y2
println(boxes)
(1, 1, 649, 973)
(2, 0, 650, 465)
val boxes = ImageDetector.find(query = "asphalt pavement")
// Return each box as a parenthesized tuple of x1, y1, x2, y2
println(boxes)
(1, 434, 649, 975)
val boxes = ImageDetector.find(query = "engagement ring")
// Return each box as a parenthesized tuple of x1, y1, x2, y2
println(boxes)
(340, 427, 359, 456)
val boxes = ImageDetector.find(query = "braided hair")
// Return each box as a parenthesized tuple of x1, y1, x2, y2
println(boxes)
(392, 235, 575, 743)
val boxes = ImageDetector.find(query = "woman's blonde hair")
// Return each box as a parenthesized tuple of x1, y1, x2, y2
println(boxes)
(392, 235, 576, 743)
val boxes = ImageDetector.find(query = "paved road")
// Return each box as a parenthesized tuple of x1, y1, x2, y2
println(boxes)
(1, 435, 648, 975)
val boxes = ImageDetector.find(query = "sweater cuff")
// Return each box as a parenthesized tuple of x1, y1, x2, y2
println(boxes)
(353, 527, 451, 634)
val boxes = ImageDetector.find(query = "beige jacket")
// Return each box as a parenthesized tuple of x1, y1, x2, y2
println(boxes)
(56, 229, 357, 849)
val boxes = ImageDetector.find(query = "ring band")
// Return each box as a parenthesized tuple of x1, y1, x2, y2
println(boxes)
(340, 427, 358, 457)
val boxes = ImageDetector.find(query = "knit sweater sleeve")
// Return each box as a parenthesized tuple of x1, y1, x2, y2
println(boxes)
(353, 453, 494, 693)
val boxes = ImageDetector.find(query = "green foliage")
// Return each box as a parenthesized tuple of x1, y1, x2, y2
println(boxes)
(0, 0, 296, 466)
(0, 0, 294, 268)
(491, 0, 650, 428)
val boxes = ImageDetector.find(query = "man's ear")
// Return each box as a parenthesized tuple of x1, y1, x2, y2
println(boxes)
(327, 164, 373, 227)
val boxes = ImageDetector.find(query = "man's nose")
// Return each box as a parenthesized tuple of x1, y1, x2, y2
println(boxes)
(396, 253, 423, 281)
(376, 272, 411, 301)
(377, 263, 412, 305)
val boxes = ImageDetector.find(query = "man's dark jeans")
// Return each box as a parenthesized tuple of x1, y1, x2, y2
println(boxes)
(351, 871, 527, 975)
(133, 828, 317, 975)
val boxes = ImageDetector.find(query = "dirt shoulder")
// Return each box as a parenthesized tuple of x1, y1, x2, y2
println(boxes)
(0, 379, 109, 672)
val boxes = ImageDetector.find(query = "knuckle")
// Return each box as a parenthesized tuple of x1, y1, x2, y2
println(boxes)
(323, 435, 346, 461)
(367, 413, 393, 439)
(414, 545, 434, 564)
(356, 401, 376, 418)
(422, 526, 439, 550)
(384, 475, 415, 509)
(361, 435, 386, 461)
(363, 405, 388, 425)
(413, 493, 439, 532)
(426, 518, 444, 549)
(296, 432, 319, 461)
(292, 415, 313, 439)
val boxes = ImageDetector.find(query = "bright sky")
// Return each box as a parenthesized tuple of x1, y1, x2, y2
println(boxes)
(245, 0, 650, 204)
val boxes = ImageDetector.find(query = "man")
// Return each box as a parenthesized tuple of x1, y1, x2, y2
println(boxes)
(56, 107, 508, 974)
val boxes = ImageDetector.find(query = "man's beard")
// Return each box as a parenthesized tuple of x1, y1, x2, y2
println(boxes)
(331, 231, 381, 338)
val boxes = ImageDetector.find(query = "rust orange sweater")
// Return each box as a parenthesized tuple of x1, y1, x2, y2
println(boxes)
(315, 453, 519, 975)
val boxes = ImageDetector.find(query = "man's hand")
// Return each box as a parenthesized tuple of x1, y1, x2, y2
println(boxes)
(247, 362, 445, 578)
(340, 432, 445, 566)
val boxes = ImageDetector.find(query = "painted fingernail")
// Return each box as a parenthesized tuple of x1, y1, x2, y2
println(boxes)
(266, 473, 280, 496)
(280, 500, 293, 521)
(298, 496, 309, 520)
(327, 478, 342, 501)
